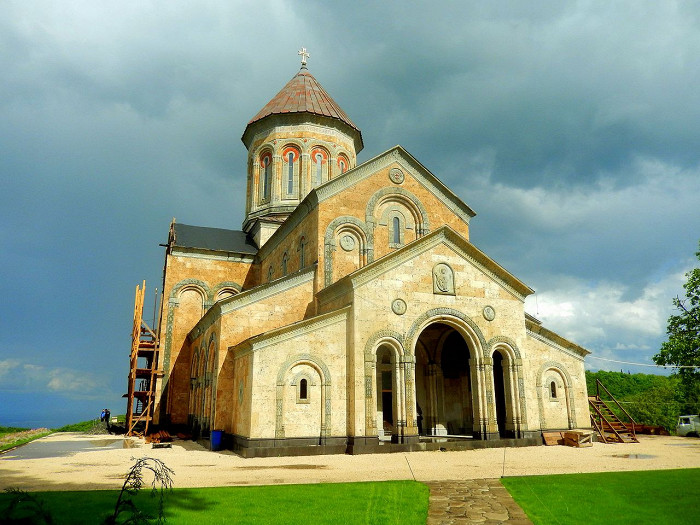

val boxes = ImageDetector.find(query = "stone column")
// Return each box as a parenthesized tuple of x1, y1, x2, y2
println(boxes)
(300, 153, 310, 198)
(364, 359, 377, 437)
(481, 357, 500, 440)
(272, 154, 281, 204)
(401, 356, 419, 443)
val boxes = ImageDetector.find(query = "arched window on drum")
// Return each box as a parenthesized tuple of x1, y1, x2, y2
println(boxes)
(282, 146, 300, 198)
(259, 151, 272, 202)
(311, 148, 328, 187)
(337, 154, 349, 177)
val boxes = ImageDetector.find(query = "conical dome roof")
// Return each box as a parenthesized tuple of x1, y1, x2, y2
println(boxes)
(242, 67, 362, 150)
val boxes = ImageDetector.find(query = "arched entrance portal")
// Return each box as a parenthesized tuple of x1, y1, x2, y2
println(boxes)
(415, 323, 475, 436)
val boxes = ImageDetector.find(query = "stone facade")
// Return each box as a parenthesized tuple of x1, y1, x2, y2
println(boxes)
(147, 63, 590, 457)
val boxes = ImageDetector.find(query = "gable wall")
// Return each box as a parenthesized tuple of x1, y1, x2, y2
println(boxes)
(155, 252, 257, 425)
(241, 313, 349, 440)
(346, 242, 527, 435)
(521, 335, 589, 430)
(317, 161, 471, 291)
(186, 274, 317, 433)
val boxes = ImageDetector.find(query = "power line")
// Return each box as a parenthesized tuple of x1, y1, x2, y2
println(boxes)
(587, 355, 698, 369)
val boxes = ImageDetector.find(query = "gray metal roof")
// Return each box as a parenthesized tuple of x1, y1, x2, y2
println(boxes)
(172, 223, 258, 255)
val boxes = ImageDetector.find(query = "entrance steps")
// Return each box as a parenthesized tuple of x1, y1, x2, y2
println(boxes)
(588, 379, 638, 444)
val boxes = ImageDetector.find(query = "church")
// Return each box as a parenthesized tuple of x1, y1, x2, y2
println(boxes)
(139, 51, 591, 457)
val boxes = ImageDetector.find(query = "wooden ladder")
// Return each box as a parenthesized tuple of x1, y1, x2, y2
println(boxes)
(125, 281, 161, 437)
(588, 379, 638, 443)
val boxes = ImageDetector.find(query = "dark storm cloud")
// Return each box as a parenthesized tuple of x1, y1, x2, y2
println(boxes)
(310, 1, 700, 189)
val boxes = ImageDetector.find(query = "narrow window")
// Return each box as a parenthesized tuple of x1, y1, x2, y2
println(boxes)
(267, 265, 274, 282)
(339, 158, 346, 174)
(550, 381, 557, 399)
(287, 151, 294, 195)
(261, 154, 272, 201)
(299, 378, 308, 400)
(393, 216, 401, 245)
(314, 153, 323, 186)
(299, 236, 306, 268)
(282, 252, 289, 276)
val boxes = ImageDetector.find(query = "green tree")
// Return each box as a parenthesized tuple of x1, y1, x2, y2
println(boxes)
(625, 379, 682, 430)
(653, 241, 700, 415)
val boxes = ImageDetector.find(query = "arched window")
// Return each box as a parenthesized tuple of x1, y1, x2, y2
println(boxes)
(388, 214, 404, 248)
(282, 252, 289, 276)
(312, 148, 328, 187)
(299, 378, 308, 400)
(215, 288, 238, 302)
(267, 265, 274, 282)
(314, 153, 323, 186)
(298, 236, 306, 268)
(260, 153, 272, 202)
(550, 381, 557, 399)
(337, 154, 349, 176)
(283, 147, 299, 197)
(287, 152, 294, 193)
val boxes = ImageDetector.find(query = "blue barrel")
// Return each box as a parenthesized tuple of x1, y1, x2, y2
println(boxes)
(210, 430, 224, 451)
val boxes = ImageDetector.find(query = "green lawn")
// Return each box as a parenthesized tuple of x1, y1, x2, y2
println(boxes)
(0, 480, 429, 524)
(502, 468, 700, 525)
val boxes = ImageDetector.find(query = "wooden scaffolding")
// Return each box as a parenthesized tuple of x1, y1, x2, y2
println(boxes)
(125, 281, 161, 436)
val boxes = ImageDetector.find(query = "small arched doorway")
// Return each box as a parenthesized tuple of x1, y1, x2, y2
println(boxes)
(414, 323, 475, 436)
(376, 345, 398, 441)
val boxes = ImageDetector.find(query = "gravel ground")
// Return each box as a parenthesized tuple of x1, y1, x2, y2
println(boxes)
(1, 433, 699, 492)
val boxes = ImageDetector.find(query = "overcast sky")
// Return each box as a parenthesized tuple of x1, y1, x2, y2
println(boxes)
(2, 1, 699, 428)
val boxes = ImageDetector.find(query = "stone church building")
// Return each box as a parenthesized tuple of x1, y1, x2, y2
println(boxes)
(146, 56, 590, 457)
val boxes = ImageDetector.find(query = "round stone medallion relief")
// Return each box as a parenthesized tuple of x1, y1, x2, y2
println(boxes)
(483, 305, 496, 321)
(340, 234, 355, 251)
(389, 167, 405, 184)
(391, 298, 407, 315)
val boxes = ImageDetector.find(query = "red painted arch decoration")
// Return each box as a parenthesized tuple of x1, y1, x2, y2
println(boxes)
(282, 146, 300, 162)
(259, 151, 272, 167)
(311, 147, 328, 163)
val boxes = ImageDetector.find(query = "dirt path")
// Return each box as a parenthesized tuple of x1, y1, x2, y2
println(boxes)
(1, 433, 699, 492)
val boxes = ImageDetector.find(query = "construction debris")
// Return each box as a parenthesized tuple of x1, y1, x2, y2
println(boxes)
(145, 430, 172, 444)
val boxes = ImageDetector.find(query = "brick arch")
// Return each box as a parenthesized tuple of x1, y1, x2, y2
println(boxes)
(365, 187, 430, 237)
(405, 307, 487, 360)
(275, 354, 332, 439)
(536, 361, 577, 430)
(487, 336, 529, 437)
(170, 279, 210, 301)
(406, 308, 495, 437)
(210, 281, 242, 304)
(279, 140, 304, 156)
(487, 336, 522, 360)
(323, 216, 372, 287)
(162, 279, 211, 387)
(362, 330, 406, 436)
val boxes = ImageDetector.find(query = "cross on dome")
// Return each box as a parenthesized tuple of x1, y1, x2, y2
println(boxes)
(298, 47, 310, 67)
